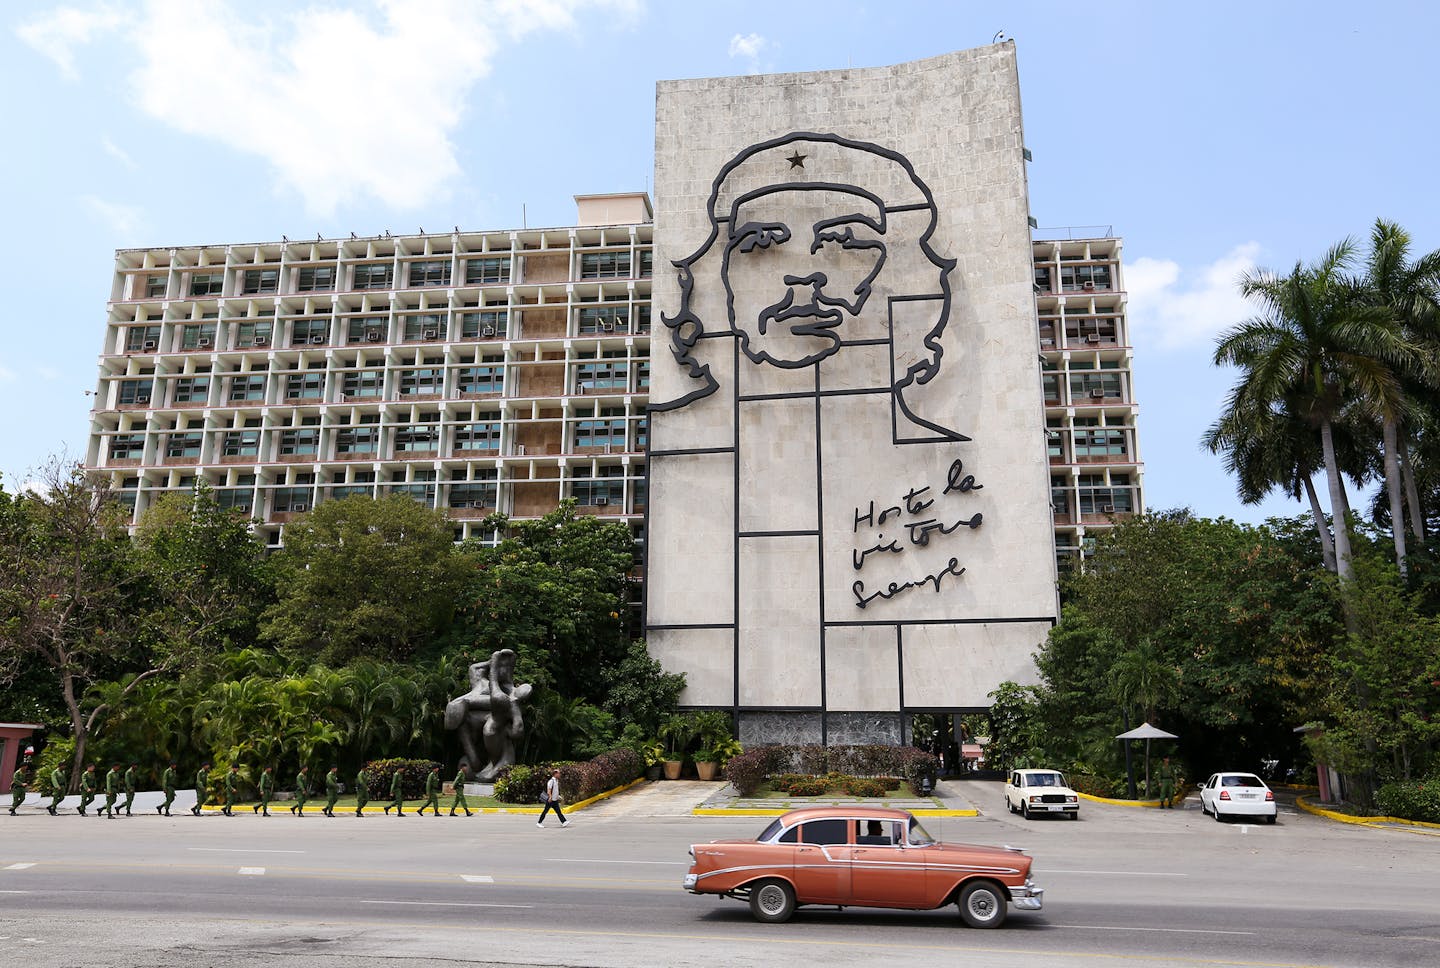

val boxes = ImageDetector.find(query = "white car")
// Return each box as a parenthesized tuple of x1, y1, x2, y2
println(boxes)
(1004, 769, 1080, 820)
(1199, 772, 1277, 824)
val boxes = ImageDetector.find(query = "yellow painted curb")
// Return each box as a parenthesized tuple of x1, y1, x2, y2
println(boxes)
(1295, 795, 1440, 830)
(1078, 792, 1162, 808)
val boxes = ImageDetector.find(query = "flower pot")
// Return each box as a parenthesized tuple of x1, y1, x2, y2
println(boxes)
(695, 760, 720, 781)
(663, 759, 683, 780)
(644, 764, 663, 781)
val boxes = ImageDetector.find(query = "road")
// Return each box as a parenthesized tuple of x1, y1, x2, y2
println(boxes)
(2, 781, 1437, 968)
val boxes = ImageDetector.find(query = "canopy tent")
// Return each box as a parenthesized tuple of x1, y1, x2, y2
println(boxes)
(1116, 722, 1178, 800)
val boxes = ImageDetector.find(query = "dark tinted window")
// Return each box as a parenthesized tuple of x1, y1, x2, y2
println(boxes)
(758, 819, 783, 842)
(799, 819, 848, 846)
(1222, 775, 1265, 788)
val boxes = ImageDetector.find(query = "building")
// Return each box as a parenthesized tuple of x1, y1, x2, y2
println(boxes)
(84, 193, 654, 551)
(1032, 231, 1146, 572)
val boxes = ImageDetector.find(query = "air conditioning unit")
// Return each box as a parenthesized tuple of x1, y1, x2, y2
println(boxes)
(365, 331, 381, 342)
(422, 330, 438, 340)
(197, 337, 212, 348)
(142, 340, 157, 351)
(310, 335, 326, 344)
(291, 503, 307, 513)
(594, 496, 609, 506)
(1082, 281, 1096, 291)
(235, 504, 250, 513)
(1089, 388, 1106, 399)
(600, 322, 615, 332)
(253, 336, 269, 346)
(481, 326, 496, 337)
(1086, 334, 1102, 343)
(471, 501, 488, 509)
(134, 393, 151, 404)
(1101, 504, 1115, 513)
(516, 444, 526, 455)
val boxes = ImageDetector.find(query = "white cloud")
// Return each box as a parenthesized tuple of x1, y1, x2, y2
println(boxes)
(101, 136, 136, 169)
(729, 32, 767, 60)
(80, 195, 144, 236)
(0, 365, 15, 383)
(14, 2, 123, 80)
(21, 0, 639, 216)
(1125, 243, 1261, 352)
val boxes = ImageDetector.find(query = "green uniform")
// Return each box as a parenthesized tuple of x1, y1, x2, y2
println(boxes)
(254, 770, 274, 816)
(8, 770, 26, 815)
(384, 770, 405, 816)
(450, 769, 471, 816)
(123, 766, 138, 816)
(291, 770, 309, 815)
(102, 768, 121, 818)
(192, 768, 209, 816)
(1157, 761, 1177, 809)
(78, 769, 96, 815)
(159, 767, 177, 815)
(48, 767, 65, 815)
(323, 769, 340, 817)
(223, 769, 240, 816)
(418, 770, 440, 816)
(354, 770, 369, 816)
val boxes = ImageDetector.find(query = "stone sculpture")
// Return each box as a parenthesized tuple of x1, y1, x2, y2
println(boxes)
(443, 648, 533, 782)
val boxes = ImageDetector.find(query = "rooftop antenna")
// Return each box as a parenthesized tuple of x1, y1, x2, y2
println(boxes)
(522, 203, 527, 229)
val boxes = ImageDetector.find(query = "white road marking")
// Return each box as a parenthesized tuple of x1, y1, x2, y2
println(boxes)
(1047, 924, 1255, 936)
(0, 891, 29, 894)
(1042, 869, 1185, 876)
(360, 900, 531, 909)
(460, 875, 494, 883)
(237, 867, 266, 876)
(3, 863, 36, 870)
(189, 847, 304, 854)
(548, 858, 687, 865)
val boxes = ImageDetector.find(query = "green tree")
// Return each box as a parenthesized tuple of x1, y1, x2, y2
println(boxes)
(599, 639, 685, 739)
(260, 496, 465, 662)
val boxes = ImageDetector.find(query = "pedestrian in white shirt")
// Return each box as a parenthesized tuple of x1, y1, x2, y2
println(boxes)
(537, 768, 569, 827)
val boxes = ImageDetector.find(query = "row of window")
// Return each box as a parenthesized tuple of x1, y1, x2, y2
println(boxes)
(1033, 263, 1115, 293)
(1050, 473, 1137, 515)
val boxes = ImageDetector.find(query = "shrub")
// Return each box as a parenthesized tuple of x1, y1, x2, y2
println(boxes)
(361, 758, 442, 799)
(723, 748, 774, 796)
(493, 764, 546, 804)
(842, 777, 887, 797)
(1067, 773, 1121, 798)
(879, 776, 902, 791)
(723, 745, 939, 796)
(786, 777, 830, 796)
(1375, 779, 1440, 824)
(493, 747, 643, 805)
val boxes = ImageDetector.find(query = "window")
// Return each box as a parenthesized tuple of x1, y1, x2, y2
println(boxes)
(1077, 473, 1133, 514)
(162, 433, 201, 458)
(578, 306, 628, 334)
(576, 350, 629, 392)
(393, 425, 440, 452)
(638, 248, 653, 279)
(465, 256, 510, 285)
(454, 421, 501, 451)
(236, 319, 274, 346)
(335, 426, 379, 454)
(126, 325, 162, 351)
(118, 380, 154, 405)
(634, 304, 651, 334)
(579, 250, 631, 279)
(448, 470, 498, 508)
(460, 310, 507, 339)
(145, 275, 168, 299)
(190, 272, 224, 297)
(181, 324, 218, 350)
(456, 366, 503, 395)
(575, 411, 627, 449)
(341, 370, 383, 399)
(109, 434, 145, 460)
(279, 428, 320, 456)
(173, 376, 210, 404)
(402, 313, 447, 342)
(285, 373, 324, 400)
(397, 368, 444, 396)
(634, 417, 647, 449)
(291, 318, 330, 345)
(1051, 476, 1071, 516)
(242, 268, 279, 294)
(347, 316, 388, 343)
(1059, 263, 1112, 292)
(1033, 265, 1052, 292)
(1073, 427, 1128, 459)
(296, 265, 336, 292)
(571, 465, 625, 505)
(215, 488, 254, 511)
(272, 486, 312, 512)
(634, 360, 649, 390)
(1069, 371, 1122, 401)
(228, 374, 266, 402)
(407, 260, 451, 287)
(797, 819, 848, 846)
(221, 430, 260, 457)
(352, 263, 393, 290)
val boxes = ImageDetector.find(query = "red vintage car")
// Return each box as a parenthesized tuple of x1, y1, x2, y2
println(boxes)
(683, 806, 1043, 928)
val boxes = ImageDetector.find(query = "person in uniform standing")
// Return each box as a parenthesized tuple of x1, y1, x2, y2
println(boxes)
(78, 764, 97, 816)
(353, 768, 369, 817)
(8, 767, 26, 815)
(449, 767, 472, 817)
(192, 763, 211, 816)
(383, 768, 405, 816)
(1157, 756, 1177, 809)
(253, 766, 274, 816)
(290, 766, 310, 816)
(322, 767, 340, 817)
(123, 762, 139, 816)
(417, 766, 441, 816)
(158, 763, 177, 816)
(222, 765, 240, 816)
(48, 765, 66, 815)
(537, 768, 569, 828)
(101, 764, 122, 819)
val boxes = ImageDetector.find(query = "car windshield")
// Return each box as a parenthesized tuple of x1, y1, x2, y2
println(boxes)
(907, 818, 935, 846)
(1028, 773, 1063, 787)
(1221, 775, 1265, 788)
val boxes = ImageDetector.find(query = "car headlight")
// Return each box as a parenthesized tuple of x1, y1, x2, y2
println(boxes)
(1066, 796, 1077, 803)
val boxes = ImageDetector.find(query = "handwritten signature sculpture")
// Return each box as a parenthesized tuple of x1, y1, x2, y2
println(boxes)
(443, 648, 533, 782)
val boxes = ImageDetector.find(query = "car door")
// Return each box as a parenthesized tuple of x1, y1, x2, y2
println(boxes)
(791, 819, 850, 904)
(1004, 772, 1020, 810)
(1201, 774, 1217, 812)
(843, 818, 929, 908)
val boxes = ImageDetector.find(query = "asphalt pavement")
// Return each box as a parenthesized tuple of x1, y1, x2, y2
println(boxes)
(3, 779, 1438, 968)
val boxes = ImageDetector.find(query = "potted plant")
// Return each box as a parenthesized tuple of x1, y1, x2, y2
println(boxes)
(642, 743, 665, 781)
(688, 710, 736, 781)
(693, 748, 720, 781)
(657, 714, 696, 780)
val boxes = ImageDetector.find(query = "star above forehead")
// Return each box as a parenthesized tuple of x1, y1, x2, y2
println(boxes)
(786, 150, 807, 169)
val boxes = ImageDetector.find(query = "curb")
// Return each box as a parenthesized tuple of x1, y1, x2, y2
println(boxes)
(1295, 795, 1440, 831)
(1078, 792, 1163, 808)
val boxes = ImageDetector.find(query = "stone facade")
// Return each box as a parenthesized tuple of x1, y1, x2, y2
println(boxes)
(646, 44, 1058, 744)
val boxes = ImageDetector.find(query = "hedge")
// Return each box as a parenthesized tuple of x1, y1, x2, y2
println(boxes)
(492, 747, 643, 805)
(1375, 779, 1440, 824)
(361, 758, 443, 799)
(724, 745, 941, 797)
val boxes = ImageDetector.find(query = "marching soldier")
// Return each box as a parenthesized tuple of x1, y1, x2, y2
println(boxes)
(322, 766, 340, 817)
(253, 766, 274, 816)
(449, 766, 472, 817)
(1157, 756, 1177, 809)
(354, 768, 369, 817)
(48, 765, 66, 815)
(383, 768, 406, 816)
(78, 764, 97, 816)
(123, 762, 139, 816)
(222, 764, 240, 816)
(158, 763, 177, 816)
(290, 766, 310, 816)
(8, 767, 26, 815)
(417, 766, 441, 816)
(101, 764, 122, 819)
(192, 763, 211, 816)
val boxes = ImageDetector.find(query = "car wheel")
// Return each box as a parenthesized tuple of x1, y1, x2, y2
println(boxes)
(1213, 806, 1224, 823)
(748, 878, 797, 924)
(1265, 814, 1276, 825)
(1068, 811, 1079, 820)
(957, 880, 1007, 929)
(1020, 802, 1029, 819)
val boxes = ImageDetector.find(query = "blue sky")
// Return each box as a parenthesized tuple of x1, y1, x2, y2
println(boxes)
(2, 0, 1436, 525)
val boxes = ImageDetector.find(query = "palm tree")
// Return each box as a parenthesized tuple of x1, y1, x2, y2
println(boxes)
(1212, 240, 1403, 582)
